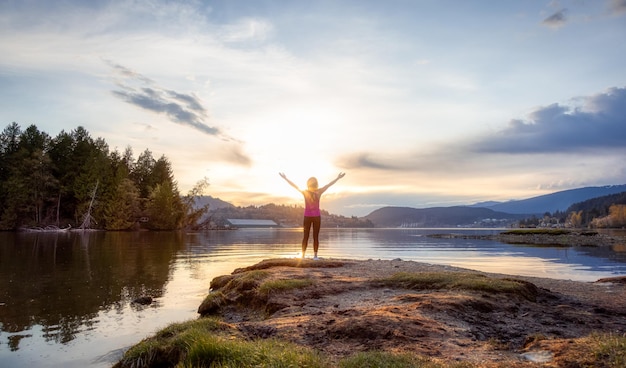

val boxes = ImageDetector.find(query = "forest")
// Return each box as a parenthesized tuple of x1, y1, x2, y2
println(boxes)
(0, 122, 208, 231)
(518, 191, 626, 229)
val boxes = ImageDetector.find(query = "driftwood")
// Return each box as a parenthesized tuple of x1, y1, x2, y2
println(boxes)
(79, 181, 98, 230)
(19, 225, 71, 232)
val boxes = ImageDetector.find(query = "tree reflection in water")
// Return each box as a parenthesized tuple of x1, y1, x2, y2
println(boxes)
(0, 231, 182, 350)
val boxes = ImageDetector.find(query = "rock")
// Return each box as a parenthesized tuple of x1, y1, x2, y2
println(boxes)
(521, 350, 553, 363)
(596, 276, 626, 284)
(193, 258, 626, 366)
(132, 296, 153, 305)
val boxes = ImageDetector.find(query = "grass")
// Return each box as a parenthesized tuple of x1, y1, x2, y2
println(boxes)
(501, 229, 599, 236)
(116, 317, 626, 368)
(210, 269, 271, 291)
(183, 335, 327, 368)
(201, 272, 315, 315)
(258, 278, 315, 295)
(116, 317, 466, 368)
(115, 317, 228, 368)
(543, 332, 626, 368)
(375, 272, 537, 301)
(501, 229, 572, 235)
(197, 291, 226, 316)
(591, 332, 626, 367)
(116, 317, 326, 368)
(338, 351, 472, 368)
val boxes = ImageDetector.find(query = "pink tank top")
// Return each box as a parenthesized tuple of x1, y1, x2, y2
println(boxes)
(303, 190, 321, 217)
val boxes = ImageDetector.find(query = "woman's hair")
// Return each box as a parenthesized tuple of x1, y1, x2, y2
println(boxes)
(306, 177, 318, 190)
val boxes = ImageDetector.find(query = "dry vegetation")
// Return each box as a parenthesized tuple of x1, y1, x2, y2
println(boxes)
(117, 258, 626, 367)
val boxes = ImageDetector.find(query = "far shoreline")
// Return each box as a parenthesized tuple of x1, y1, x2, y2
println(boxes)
(428, 228, 626, 247)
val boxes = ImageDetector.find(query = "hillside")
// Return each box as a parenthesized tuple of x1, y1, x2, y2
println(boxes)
(194, 195, 235, 211)
(364, 206, 525, 228)
(480, 184, 626, 214)
(202, 203, 374, 228)
(567, 191, 626, 214)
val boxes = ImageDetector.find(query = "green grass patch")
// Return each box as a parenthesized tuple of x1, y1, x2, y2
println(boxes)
(155, 317, 225, 339)
(183, 335, 327, 368)
(115, 317, 327, 368)
(501, 229, 572, 235)
(116, 317, 228, 368)
(197, 291, 226, 316)
(375, 272, 537, 301)
(258, 278, 315, 295)
(210, 270, 271, 291)
(591, 332, 626, 367)
(338, 351, 471, 368)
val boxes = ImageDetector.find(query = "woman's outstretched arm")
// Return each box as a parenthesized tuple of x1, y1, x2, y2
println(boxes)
(279, 172, 302, 192)
(319, 172, 346, 192)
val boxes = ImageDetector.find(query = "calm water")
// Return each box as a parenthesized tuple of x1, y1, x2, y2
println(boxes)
(1, 228, 626, 367)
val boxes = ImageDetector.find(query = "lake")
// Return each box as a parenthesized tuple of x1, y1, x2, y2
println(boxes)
(1, 228, 626, 367)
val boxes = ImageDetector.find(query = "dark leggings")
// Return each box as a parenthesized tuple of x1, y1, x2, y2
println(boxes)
(302, 216, 321, 254)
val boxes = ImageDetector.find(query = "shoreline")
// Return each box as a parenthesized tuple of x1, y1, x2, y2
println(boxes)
(116, 258, 626, 367)
(428, 229, 626, 247)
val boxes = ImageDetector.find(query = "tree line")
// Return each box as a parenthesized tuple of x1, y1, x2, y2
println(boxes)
(517, 191, 626, 229)
(0, 122, 208, 231)
(208, 203, 375, 228)
(567, 191, 626, 228)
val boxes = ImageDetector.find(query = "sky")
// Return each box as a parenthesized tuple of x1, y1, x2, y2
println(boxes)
(1, 0, 626, 217)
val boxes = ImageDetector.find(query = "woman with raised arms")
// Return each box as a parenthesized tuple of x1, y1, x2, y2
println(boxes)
(279, 172, 346, 259)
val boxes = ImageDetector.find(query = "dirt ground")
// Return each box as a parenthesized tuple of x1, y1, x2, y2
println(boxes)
(199, 258, 626, 367)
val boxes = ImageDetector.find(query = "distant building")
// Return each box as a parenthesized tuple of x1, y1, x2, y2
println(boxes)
(226, 219, 278, 228)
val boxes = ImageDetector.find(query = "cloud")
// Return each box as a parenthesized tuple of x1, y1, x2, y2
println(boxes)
(106, 61, 252, 166)
(470, 86, 626, 154)
(219, 17, 274, 43)
(337, 153, 403, 171)
(609, 0, 626, 15)
(337, 86, 626, 177)
(109, 62, 222, 137)
(542, 9, 568, 28)
(222, 143, 252, 167)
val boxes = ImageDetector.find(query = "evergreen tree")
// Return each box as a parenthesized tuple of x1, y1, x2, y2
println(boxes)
(48, 130, 76, 222)
(0, 123, 22, 228)
(0, 122, 205, 230)
(146, 181, 184, 230)
(103, 178, 140, 230)
(0, 125, 57, 228)
(132, 149, 156, 199)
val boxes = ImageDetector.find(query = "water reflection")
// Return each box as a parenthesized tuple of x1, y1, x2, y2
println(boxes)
(0, 231, 182, 351)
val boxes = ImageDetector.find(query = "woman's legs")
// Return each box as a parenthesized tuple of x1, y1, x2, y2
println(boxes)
(302, 216, 313, 257)
(312, 216, 321, 256)
(302, 216, 321, 258)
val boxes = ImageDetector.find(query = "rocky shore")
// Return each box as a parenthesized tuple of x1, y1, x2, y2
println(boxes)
(117, 258, 626, 367)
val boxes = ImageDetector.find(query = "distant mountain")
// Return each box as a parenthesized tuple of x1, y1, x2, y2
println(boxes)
(480, 185, 626, 215)
(194, 195, 235, 212)
(364, 206, 526, 228)
(469, 201, 502, 208)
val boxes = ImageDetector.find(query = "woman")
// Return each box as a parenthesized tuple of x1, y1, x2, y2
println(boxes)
(279, 172, 345, 259)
